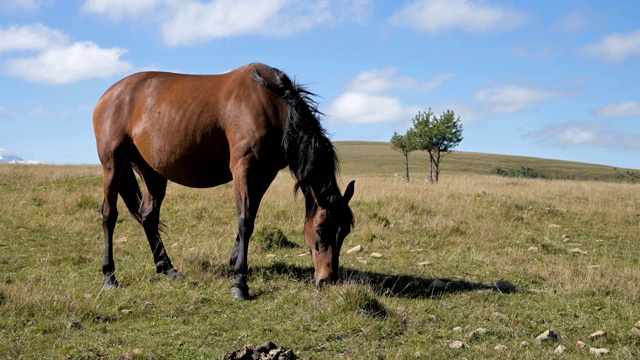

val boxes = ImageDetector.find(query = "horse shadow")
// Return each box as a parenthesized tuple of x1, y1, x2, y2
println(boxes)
(238, 261, 513, 299)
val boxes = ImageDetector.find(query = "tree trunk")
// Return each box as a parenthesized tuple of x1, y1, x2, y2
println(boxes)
(404, 153, 410, 182)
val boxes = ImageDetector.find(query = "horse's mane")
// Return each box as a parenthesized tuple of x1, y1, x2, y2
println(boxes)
(254, 65, 353, 226)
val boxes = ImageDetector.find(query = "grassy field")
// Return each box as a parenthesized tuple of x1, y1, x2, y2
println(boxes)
(1, 146, 639, 358)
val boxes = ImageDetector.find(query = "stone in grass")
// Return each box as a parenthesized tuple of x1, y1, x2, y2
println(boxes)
(589, 330, 606, 339)
(568, 247, 588, 255)
(576, 341, 587, 349)
(632, 327, 640, 336)
(536, 330, 561, 343)
(452, 326, 463, 332)
(554, 345, 567, 354)
(370, 252, 383, 258)
(445, 340, 468, 349)
(346, 245, 363, 254)
(466, 328, 487, 339)
(589, 347, 610, 356)
(494, 280, 516, 293)
(494, 344, 507, 351)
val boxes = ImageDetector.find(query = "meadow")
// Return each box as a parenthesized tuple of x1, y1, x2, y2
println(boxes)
(0, 142, 639, 359)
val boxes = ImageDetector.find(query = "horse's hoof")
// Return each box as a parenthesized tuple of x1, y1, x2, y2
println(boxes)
(230, 285, 250, 300)
(164, 268, 180, 280)
(101, 278, 119, 291)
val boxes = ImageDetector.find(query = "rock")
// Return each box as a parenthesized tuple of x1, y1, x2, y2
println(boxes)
(116, 237, 128, 243)
(121, 309, 132, 315)
(589, 347, 610, 356)
(636, 320, 640, 327)
(536, 330, 560, 342)
(548, 224, 561, 228)
(495, 280, 516, 293)
(356, 257, 368, 264)
(414, 351, 422, 357)
(452, 326, 463, 332)
(466, 328, 487, 339)
(492, 312, 508, 320)
(589, 330, 606, 339)
(576, 341, 586, 349)
(562, 234, 571, 242)
(370, 252, 383, 258)
(84, 293, 92, 299)
(445, 340, 467, 349)
(631, 327, 640, 336)
(68, 321, 83, 330)
(266, 254, 277, 258)
(520, 341, 529, 347)
(346, 245, 363, 254)
(418, 260, 431, 266)
(568, 247, 588, 255)
(528, 246, 539, 252)
(554, 345, 566, 354)
(494, 344, 507, 351)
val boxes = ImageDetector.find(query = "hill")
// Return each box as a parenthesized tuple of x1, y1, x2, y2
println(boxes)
(334, 141, 640, 183)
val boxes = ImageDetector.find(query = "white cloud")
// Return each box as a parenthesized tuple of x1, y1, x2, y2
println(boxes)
(0, 0, 47, 11)
(528, 121, 640, 150)
(389, 0, 525, 34)
(81, 0, 371, 46)
(5, 41, 132, 84)
(327, 92, 421, 124)
(347, 67, 455, 93)
(0, 24, 68, 52)
(556, 11, 589, 33)
(593, 101, 640, 117)
(472, 85, 561, 113)
(327, 67, 453, 124)
(581, 29, 640, 63)
(82, 0, 166, 20)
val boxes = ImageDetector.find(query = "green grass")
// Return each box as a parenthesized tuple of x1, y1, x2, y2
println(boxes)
(1, 153, 639, 358)
(334, 141, 640, 182)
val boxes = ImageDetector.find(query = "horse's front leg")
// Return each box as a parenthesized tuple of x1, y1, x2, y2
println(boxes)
(230, 195, 255, 300)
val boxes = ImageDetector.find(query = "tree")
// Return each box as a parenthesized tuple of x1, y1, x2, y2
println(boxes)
(411, 109, 463, 182)
(390, 131, 416, 181)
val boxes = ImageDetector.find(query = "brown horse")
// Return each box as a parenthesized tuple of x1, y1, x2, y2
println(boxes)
(93, 63, 355, 300)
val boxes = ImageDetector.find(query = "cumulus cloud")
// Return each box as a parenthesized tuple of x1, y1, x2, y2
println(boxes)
(581, 29, 640, 63)
(593, 101, 640, 117)
(5, 41, 132, 84)
(327, 67, 452, 124)
(81, 0, 371, 46)
(1, 23, 132, 84)
(472, 85, 561, 113)
(528, 121, 640, 150)
(0, 24, 68, 52)
(389, 0, 525, 34)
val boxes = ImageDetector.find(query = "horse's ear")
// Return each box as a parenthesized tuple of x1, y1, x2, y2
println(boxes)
(343, 180, 355, 204)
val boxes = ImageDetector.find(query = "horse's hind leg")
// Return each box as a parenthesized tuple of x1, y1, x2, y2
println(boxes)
(135, 162, 178, 278)
(100, 159, 125, 290)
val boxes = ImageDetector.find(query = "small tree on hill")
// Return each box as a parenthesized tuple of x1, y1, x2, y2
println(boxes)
(390, 131, 416, 181)
(411, 109, 463, 182)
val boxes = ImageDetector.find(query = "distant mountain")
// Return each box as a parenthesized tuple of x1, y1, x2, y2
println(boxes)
(0, 154, 40, 164)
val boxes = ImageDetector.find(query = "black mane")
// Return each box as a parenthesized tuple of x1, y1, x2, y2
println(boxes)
(254, 66, 353, 227)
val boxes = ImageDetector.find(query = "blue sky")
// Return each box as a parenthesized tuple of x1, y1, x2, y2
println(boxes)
(1, 0, 639, 169)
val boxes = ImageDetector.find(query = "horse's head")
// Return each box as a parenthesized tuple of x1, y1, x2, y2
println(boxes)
(304, 180, 355, 290)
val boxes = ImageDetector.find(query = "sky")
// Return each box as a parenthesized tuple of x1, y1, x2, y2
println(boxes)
(1, 0, 639, 169)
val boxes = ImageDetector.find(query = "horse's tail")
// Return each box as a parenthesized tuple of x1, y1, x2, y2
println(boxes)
(118, 162, 143, 224)
(253, 65, 338, 195)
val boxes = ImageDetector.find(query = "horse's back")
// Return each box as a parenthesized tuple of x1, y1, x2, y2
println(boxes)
(93, 63, 288, 188)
